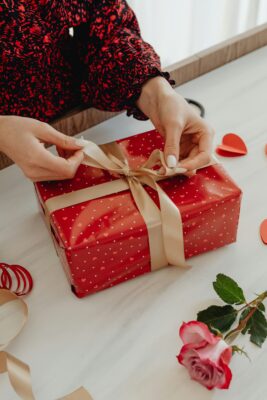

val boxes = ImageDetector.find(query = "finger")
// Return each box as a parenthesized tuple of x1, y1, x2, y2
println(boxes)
(23, 165, 62, 182)
(56, 146, 66, 158)
(180, 130, 213, 170)
(38, 124, 83, 151)
(63, 150, 84, 176)
(180, 149, 210, 171)
(184, 170, 196, 177)
(36, 146, 84, 179)
(179, 138, 195, 160)
(179, 145, 199, 166)
(26, 160, 83, 182)
(49, 150, 84, 179)
(56, 146, 74, 159)
(164, 123, 182, 168)
(179, 146, 198, 176)
(30, 152, 84, 182)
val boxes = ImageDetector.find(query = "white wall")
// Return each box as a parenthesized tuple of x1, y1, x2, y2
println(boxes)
(128, 0, 267, 66)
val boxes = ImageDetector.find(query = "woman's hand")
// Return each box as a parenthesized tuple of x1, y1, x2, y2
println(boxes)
(137, 77, 214, 172)
(0, 116, 84, 181)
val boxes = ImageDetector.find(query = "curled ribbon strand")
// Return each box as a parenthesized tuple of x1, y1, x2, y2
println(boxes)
(0, 289, 93, 400)
(0, 263, 33, 296)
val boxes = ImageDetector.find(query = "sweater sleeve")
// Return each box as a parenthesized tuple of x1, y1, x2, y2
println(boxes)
(74, 0, 174, 120)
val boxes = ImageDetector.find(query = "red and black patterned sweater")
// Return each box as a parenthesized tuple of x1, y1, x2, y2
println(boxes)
(0, 0, 171, 122)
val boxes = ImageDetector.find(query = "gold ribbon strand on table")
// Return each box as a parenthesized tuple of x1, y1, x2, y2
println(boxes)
(0, 289, 93, 400)
(45, 140, 191, 269)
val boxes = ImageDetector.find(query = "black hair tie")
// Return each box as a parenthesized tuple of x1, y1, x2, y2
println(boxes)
(185, 98, 205, 118)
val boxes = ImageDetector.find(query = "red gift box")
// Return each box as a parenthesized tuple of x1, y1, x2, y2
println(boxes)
(35, 129, 242, 298)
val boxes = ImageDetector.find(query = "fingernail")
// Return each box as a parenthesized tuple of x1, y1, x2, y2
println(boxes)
(167, 155, 177, 168)
(75, 138, 88, 147)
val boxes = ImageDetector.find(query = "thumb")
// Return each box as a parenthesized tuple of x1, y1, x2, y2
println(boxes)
(164, 125, 181, 168)
(38, 124, 83, 150)
(54, 150, 85, 180)
(65, 149, 84, 171)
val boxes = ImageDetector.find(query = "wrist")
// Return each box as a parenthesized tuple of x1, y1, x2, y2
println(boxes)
(137, 76, 173, 115)
(0, 116, 12, 153)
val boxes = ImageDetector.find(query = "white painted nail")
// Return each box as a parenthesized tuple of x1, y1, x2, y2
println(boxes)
(75, 138, 88, 147)
(167, 155, 177, 168)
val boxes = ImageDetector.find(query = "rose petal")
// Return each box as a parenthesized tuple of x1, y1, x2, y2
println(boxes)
(178, 348, 232, 390)
(220, 347, 232, 365)
(177, 324, 233, 391)
(218, 360, 232, 389)
(196, 339, 231, 364)
(179, 321, 219, 345)
(177, 342, 208, 364)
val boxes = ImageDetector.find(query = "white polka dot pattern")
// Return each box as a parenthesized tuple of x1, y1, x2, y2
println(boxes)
(35, 129, 242, 298)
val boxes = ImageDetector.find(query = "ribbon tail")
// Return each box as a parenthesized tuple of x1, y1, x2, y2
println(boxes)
(127, 177, 168, 270)
(156, 182, 188, 268)
(0, 351, 93, 400)
(0, 351, 35, 400)
(140, 176, 188, 268)
(58, 387, 93, 400)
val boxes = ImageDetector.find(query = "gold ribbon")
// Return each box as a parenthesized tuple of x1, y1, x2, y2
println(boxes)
(45, 141, 190, 269)
(0, 289, 93, 400)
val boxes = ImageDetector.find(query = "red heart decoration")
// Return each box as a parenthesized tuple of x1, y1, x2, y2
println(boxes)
(260, 219, 267, 245)
(216, 133, 247, 156)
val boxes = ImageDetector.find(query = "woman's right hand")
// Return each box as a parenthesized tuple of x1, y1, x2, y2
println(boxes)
(0, 115, 84, 181)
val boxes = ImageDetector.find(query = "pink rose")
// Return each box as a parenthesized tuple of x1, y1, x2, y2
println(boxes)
(177, 321, 232, 390)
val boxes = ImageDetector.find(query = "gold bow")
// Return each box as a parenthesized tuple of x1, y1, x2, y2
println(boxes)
(45, 141, 190, 269)
(0, 289, 93, 400)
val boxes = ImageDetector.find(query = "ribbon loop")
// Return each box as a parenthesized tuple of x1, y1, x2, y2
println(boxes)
(83, 140, 188, 269)
(45, 139, 190, 270)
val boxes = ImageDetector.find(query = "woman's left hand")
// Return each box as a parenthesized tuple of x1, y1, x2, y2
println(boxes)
(137, 77, 214, 172)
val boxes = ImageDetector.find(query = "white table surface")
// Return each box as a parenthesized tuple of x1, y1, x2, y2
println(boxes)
(1, 46, 267, 400)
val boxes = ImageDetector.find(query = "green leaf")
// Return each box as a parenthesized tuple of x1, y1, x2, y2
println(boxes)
(258, 303, 265, 312)
(213, 274, 246, 305)
(197, 305, 237, 333)
(247, 310, 267, 347)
